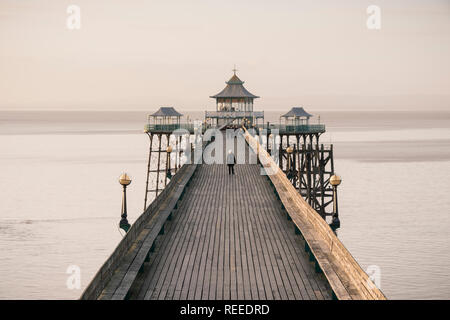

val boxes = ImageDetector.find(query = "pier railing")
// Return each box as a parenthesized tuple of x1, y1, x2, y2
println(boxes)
(205, 111, 264, 118)
(255, 123, 326, 134)
(144, 122, 325, 135)
(144, 123, 196, 133)
(243, 127, 386, 300)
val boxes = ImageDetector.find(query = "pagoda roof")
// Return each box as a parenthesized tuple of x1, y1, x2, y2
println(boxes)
(150, 107, 183, 117)
(281, 107, 313, 118)
(210, 74, 259, 99)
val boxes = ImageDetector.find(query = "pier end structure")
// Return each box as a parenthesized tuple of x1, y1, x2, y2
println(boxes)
(206, 72, 264, 128)
(142, 72, 339, 222)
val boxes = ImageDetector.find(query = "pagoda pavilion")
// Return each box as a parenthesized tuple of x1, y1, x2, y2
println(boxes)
(205, 71, 264, 127)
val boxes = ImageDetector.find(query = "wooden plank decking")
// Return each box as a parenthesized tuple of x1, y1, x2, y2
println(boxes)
(244, 128, 386, 300)
(127, 134, 332, 300)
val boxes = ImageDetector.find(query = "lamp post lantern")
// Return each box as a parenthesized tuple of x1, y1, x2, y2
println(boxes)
(286, 145, 293, 172)
(119, 173, 132, 232)
(329, 174, 342, 229)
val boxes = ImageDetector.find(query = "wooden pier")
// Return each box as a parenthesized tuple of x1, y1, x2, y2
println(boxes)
(81, 130, 386, 300)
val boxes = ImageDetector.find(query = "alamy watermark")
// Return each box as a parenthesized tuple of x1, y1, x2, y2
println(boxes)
(169, 127, 280, 176)
(366, 265, 381, 289)
(64, 5, 381, 31)
(66, 5, 81, 30)
(367, 5, 381, 30)
(66, 265, 81, 290)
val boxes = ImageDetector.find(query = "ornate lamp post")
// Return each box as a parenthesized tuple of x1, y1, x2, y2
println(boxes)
(119, 173, 132, 232)
(166, 145, 173, 182)
(286, 146, 295, 181)
(329, 174, 342, 229)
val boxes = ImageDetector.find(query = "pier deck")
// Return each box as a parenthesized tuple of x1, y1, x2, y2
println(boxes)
(83, 131, 385, 300)
(127, 137, 331, 300)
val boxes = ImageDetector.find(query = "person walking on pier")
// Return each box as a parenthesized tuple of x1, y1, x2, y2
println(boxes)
(227, 149, 236, 175)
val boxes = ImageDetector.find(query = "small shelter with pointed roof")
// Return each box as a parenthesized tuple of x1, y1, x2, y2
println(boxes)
(210, 72, 259, 112)
(281, 107, 313, 126)
(148, 107, 183, 125)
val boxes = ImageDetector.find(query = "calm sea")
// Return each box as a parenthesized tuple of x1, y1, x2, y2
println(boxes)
(0, 109, 449, 299)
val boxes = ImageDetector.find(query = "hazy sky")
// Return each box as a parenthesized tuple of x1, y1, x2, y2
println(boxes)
(0, 0, 449, 111)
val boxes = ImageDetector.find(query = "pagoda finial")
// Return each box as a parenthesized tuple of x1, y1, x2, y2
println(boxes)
(232, 64, 238, 75)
